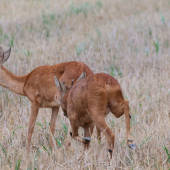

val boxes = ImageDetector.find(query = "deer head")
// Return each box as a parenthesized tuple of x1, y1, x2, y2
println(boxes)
(54, 76, 74, 116)
(0, 47, 11, 88)
(54, 72, 86, 116)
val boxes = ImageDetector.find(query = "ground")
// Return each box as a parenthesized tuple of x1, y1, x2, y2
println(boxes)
(0, 0, 170, 169)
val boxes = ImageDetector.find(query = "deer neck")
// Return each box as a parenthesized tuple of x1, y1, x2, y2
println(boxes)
(0, 65, 27, 96)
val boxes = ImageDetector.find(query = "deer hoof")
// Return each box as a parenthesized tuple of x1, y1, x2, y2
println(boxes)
(108, 149, 112, 153)
(70, 132, 72, 137)
(83, 137, 91, 144)
(129, 143, 136, 150)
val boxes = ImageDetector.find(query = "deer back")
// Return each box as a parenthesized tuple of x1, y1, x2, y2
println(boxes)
(23, 61, 93, 107)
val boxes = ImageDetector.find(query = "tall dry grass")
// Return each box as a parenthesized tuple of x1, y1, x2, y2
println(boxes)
(0, 0, 170, 169)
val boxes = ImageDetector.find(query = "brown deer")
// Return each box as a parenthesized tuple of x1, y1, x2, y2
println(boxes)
(55, 72, 136, 158)
(0, 47, 93, 153)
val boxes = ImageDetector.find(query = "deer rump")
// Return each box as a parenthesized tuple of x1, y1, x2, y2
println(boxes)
(67, 73, 125, 128)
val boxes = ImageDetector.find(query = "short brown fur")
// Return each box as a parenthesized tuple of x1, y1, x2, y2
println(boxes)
(0, 47, 93, 153)
(56, 73, 135, 158)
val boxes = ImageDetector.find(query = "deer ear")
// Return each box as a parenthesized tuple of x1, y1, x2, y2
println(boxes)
(1, 47, 11, 64)
(76, 72, 86, 82)
(0, 47, 4, 64)
(54, 76, 62, 92)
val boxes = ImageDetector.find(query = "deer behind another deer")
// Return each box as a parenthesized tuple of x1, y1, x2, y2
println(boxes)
(0, 47, 93, 153)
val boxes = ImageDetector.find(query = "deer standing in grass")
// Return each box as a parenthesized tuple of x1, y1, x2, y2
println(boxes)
(55, 72, 136, 158)
(0, 47, 93, 153)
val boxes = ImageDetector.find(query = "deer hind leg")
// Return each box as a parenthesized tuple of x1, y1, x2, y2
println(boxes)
(110, 99, 135, 149)
(95, 108, 110, 143)
(27, 102, 39, 154)
(90, 108, 115, 159)
(124, 100, 136, 149)
(49, 107, 59, 148)
(93, 116, 115, 159)
(84, 123, 94, 150)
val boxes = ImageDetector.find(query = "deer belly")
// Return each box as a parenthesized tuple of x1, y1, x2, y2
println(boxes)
(40, 100, 60, 108)
(38, 94, 60, 108)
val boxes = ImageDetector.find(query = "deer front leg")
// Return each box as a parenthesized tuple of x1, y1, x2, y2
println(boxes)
(70, 121, 91, 145)
(124, 100, 136, 149)
(49, 107, 59, 148)
(27, 102, 39, 154)
(84, 123, 94, 150)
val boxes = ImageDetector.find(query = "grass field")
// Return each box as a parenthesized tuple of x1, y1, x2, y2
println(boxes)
(0, 0, 170, 169)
